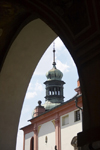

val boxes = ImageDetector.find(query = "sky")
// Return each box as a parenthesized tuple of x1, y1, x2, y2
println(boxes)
(16, 37, 79, 150)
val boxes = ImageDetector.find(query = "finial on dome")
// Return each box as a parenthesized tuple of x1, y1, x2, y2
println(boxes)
(52, 42, 56, 68)
(38, 100, 42, 106)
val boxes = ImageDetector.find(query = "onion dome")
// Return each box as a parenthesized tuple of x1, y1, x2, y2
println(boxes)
(46, 65, 63, 80)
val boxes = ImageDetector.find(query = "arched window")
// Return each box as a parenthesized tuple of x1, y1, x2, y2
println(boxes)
(30, 137, 34, 150)
(49, 89, 51, 95)
(57, 87, 60, 95)
(58, 91, 60, 95)
(55, 91, 57, 95)
(52, 91, 54, 95)
(54, 87, 57, 95)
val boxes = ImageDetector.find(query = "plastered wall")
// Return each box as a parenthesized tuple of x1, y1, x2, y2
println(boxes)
(38, 121, 55, 150)
(25, 132, 34, 150)
(61, 110, 82, 150)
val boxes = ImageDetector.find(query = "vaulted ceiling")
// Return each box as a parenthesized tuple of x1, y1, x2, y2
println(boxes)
(0, 0, 100, 71)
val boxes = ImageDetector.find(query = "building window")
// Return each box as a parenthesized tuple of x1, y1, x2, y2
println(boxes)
(62, 115, 69, 126)
(74, 110, 80, 122)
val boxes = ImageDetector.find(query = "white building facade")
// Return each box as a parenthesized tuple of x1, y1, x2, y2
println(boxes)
(22, 94, 82, 150)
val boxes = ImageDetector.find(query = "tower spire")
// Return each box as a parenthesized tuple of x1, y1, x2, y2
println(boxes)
(52, 42, 56, 68)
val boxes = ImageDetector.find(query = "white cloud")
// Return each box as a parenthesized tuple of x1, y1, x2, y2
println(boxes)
(34, 82, 44, 91)
(56, 60, 70, 73)
(25, 81, 44, 100)
(25, 91, 37, 99)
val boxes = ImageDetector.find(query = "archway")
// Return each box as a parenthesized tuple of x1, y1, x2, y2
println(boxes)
(16, 36, 79, 149)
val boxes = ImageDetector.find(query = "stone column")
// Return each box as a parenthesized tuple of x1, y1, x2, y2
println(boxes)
(33, 124, 38, 150)
(77, 55, 100, 150)
(61, 86, 63, 96)
(55, 114, 61, 150)
(23, 132, 25, 150)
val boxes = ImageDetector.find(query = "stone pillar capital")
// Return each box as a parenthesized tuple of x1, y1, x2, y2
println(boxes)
(33, 127, 37, 133)
(33, 124, 37, 134)
(55, 118, 59, 124)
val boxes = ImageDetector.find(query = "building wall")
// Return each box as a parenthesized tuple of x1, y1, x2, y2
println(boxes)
(25, 132, 34, 150)
(23, 100, 82, 150)
(38, 121, 55, 150)
(61, 109, 82, 150)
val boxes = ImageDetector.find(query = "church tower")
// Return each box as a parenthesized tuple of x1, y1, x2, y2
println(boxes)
(43, 43, 65, 111)
(32, 43, 66, 117)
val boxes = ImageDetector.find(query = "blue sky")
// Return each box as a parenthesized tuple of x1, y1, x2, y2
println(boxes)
(16, 37, 79, 150)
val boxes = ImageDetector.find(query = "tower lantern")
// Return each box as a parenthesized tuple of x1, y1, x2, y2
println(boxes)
(43, 43, 65, 110)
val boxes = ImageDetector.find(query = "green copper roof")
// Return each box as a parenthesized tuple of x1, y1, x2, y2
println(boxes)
(46, 46, 63, 81)
(42, 100, 61, 110)
(46, 65, 63, 81)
